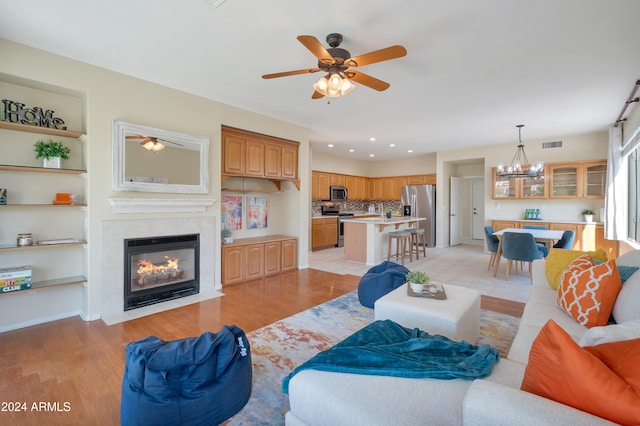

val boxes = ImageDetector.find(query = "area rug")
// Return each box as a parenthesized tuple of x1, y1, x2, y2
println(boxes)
(224, 291, 520, 426)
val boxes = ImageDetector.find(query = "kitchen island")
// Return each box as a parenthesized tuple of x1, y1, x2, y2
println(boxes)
(341, 216, 426, 265)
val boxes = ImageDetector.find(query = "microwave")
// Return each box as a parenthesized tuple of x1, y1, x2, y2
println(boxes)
(330, 186, 348, 201)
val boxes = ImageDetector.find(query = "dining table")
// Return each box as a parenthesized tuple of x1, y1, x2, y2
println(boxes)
(492, 227, 564, 277)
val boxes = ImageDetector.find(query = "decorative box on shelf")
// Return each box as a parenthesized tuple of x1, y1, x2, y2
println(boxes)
(0, 265, 32, 294)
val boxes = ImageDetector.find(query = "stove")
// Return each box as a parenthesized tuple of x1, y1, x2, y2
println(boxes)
(321, 205, 354, 247)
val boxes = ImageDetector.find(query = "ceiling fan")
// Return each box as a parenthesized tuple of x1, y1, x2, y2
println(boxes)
(262, 33, 407, 99)
(125, 134, 183, 152)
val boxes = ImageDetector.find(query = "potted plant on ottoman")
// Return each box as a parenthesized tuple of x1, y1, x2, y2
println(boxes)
(581, 208, 594, 223)
(34, 139, 71, 169)
(406, 270, 429, 293)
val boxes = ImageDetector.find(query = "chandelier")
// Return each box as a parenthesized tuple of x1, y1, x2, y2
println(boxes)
(496, 124, 543, 179)
(313, 66, 355, 98)
(141, 138, 165, 152)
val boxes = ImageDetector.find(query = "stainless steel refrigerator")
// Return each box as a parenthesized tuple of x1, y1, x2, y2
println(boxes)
(402, 185, 436, 247)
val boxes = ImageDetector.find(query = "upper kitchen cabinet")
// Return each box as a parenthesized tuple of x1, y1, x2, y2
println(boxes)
(221, 126, 300, 190)
(491, 167, 548, 199)
(548, 160, 606, 199)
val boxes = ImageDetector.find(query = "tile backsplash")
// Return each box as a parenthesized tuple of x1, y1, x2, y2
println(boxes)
(311, 200, 404, 216)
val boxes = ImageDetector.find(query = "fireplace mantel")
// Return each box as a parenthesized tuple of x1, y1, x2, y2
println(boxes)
(108, 198, 215, 214)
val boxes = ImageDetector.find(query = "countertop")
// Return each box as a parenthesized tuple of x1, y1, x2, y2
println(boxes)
(340, 216, 426, 225)
(501, 219, 604, 225)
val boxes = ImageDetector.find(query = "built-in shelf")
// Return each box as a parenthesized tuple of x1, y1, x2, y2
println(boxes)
(0, 164, 86, 174)
(1, 276, 88, 296)
(0, 204, 87, 208)
(0, 120, 86, 138)
(0, 241, 87, 252)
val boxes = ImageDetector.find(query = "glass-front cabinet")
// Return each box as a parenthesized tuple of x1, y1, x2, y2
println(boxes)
(491, 168, 547, 199)
(549, 160, 606, 199)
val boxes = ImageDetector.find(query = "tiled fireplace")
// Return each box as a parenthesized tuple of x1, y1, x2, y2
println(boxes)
(101, 216, 216, 319)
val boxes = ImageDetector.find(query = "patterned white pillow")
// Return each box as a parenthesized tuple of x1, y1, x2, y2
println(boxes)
(579, 318, 640, 346)
(612, 271, 640, 323)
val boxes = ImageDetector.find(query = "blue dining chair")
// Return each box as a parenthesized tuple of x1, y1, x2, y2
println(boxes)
(523, 225, 549, 257)
(501, 232, 546, 282)
(484, 226, 500, 270)
(553, 230, 576, 249)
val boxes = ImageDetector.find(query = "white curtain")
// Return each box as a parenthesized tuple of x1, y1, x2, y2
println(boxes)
(604, 125, 627, 240)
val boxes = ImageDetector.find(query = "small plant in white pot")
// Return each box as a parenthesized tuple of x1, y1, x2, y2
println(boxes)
(406, 270, 429, 293)
(581, 208, 594, 223)
(221, 224, 234, 244)
(34, 139, 71, 169)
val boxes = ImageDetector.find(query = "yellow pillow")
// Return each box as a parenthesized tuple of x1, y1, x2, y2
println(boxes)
(521, 320, 640, 425)
(544, 248, 608, 290)
(557, 256, 621, 328)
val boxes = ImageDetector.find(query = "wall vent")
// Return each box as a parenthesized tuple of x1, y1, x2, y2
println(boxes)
(542, 140, 563, 149)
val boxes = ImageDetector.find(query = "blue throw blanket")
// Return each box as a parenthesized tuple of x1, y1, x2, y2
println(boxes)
(282, 320, 499, 393)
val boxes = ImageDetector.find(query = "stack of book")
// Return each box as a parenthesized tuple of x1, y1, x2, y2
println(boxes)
(0, 265, 32, 294)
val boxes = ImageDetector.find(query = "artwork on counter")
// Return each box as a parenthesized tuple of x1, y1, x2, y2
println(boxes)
(221, 195, 242, 230)
(247, 196, 268, 229)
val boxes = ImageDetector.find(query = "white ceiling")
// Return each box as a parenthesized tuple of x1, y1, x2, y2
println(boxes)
(1, 0, 639, 161)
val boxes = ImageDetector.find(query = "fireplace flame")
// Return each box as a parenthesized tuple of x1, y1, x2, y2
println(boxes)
(136, 256, 181, 283)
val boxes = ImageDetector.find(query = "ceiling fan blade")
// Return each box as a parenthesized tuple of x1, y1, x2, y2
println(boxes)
(297, 35, 334, 63)
(262, 68, 321, 79)
(346, 45, 407, 67)
(311, 90, 325, 99)
(348, 71, 390, 91)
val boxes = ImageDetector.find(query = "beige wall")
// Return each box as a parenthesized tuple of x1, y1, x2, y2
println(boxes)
(0, 38, 310, 321)
(311, 149, 437, 177)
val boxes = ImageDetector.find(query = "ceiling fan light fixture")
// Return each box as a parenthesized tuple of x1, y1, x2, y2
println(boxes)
(141, 140, 165, 152)
(313, 73, 354, 97)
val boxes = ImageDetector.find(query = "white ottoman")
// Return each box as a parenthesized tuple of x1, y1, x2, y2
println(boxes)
(374, 283, 481, 343)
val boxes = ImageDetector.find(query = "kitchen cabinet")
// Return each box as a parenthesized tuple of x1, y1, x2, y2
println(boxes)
(491, 220, 522, 231)
(312, 171, 434, 201)
(491, 167, 548, 199)
(222, 236, 297, 285)
(548, 160, 606, 199)
(221, 126, 300, 190)
(312, 217, 338, 251)
(549, 222, 584, 250)
(330, 173, 346, 187)
(315, 172, 330, 200)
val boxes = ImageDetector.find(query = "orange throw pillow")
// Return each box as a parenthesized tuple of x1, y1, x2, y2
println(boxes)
(521, 320, 640, 425)
(557, 255, 621, 327)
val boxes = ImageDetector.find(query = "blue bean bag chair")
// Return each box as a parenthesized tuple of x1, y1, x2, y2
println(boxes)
(121, 325, 252, 426)
(358, 261, 410, 308)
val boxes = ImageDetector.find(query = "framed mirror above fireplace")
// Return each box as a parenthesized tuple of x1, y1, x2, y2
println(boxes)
(112, 120, 209, 194)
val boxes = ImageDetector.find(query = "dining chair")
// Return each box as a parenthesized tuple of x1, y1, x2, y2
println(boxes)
(523, 225, 549, 257)
(483, 226, 500, 270)
(553, 230, 576, 249)
(501, 232, 546, 282)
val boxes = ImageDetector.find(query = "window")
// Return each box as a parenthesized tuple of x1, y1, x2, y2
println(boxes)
(629, 150, 640, 243)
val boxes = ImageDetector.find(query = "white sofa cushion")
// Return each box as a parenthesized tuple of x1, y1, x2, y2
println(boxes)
(579, 318, 640, 346)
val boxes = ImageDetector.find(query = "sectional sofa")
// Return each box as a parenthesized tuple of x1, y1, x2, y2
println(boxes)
(284, 250, 640, 425)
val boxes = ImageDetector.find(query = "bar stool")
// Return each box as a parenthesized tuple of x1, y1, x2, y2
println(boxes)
(387, 230, 413, 265)
(410, 228, 427, 259)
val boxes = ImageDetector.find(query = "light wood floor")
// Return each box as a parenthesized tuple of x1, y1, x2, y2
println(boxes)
(0, 268, 523, 425)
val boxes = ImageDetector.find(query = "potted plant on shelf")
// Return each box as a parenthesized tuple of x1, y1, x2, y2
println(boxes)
(221, 224, 234, 244)
(34, 139, 71, 169)
(385, 208, 393, 219)
(406, 270, 429, 293)
(581, 208, 594, 223)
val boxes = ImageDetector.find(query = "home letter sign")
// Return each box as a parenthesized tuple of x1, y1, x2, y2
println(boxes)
(2, 99, 67, 130)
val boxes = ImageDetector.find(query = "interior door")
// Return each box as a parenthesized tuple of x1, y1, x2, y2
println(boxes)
(472, 179, 484, 240)
(450, 176, 462, 246)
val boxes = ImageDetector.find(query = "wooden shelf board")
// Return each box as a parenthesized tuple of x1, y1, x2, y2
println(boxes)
(0, 276, 87, 296)
(0, 204, 87, 208)
(0, 241, 87, 251)
(0, 164, 86, 174)
(0, 121, 85, 138)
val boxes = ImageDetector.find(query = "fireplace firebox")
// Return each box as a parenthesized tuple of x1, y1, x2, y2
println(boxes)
(124, 234, 199, 311)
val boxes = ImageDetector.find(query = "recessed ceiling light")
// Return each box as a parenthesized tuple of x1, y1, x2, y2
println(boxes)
(369, 154, 375, 157)
(349, 149, 355, 152)
(328, 144, 334, 148)
(389, 144, 395, 147)
(369, 137, 376, 142)
(408, 149, 413, 153)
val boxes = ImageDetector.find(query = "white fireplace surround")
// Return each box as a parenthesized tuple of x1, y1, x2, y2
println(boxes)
(101, 216, 217, 320)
